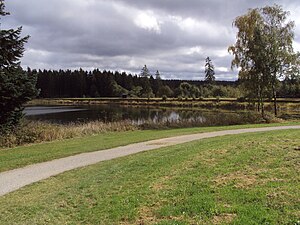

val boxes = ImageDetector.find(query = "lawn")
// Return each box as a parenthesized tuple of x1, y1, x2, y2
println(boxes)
(0, 129, 299, 224)
(0, 122, 299, 172)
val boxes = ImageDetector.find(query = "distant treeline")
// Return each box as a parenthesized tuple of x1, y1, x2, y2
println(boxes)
(27, 68, 300, 99)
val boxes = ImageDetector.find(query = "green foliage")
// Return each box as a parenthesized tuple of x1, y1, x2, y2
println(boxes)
(179, 82, 200, 98)
(158, 85, 173, 97)
(129, 86, 143, 97)
(229, 4, 299, 116)
(0, 0, 37, 134)
(111, 81, 128, 97)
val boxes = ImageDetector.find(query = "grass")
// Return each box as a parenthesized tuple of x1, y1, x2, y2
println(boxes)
(0, 122, 299, 173)
(0, 129, 299, 224)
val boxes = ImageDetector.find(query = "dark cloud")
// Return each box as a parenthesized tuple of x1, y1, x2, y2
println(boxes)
(2, 0, 300, 80)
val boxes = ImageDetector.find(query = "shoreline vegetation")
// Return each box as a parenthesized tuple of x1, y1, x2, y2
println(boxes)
(0, 112, 293, 150)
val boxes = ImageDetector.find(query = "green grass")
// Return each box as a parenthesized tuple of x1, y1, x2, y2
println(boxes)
(0, 122, 299, 173)
(0, 129, 299, 224)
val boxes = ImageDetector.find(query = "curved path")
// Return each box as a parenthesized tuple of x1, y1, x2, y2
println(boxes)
(0, 125, 299, 196)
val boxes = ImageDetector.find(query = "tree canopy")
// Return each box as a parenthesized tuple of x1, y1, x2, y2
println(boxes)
(228, 4, 299, 116)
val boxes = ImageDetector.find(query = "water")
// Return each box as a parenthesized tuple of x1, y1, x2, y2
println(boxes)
(24, 104, 259, 126)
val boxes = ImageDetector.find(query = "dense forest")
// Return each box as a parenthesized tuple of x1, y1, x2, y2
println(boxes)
(27, 68, 300, 99)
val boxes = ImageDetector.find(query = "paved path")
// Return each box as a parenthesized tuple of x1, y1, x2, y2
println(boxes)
(0, 125, 299, 196)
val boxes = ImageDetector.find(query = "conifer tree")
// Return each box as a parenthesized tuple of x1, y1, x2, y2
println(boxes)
(0, 0, 38, 133)
(140, 65, 150, 77)
(204, 57, 215, 83)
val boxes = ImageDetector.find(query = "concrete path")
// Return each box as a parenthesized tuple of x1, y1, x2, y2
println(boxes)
(0, 125, 299, 196)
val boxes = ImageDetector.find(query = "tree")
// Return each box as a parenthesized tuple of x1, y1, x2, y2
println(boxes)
(153, 70, 162, 96)
(0, 0, 38, 133)
(140, 65, 150, 78)
(179, 82, 200, 98)
(155, 70, 161, 80)
(228, 4, 299, 116)
(179, 82, 192, 98)
(204, 57, 215, 83)
(157, 85, 173, 97)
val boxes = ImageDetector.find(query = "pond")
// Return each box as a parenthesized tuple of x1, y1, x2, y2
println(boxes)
(24, 104, 263, 126)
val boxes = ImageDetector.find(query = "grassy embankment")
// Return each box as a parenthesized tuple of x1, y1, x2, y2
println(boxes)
(0, 129, 299, 224)
(0, 122, 299, 173)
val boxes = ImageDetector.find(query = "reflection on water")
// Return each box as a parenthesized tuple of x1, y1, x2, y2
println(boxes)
(24, 106, 86, 116)
(25, 104, 254, 125)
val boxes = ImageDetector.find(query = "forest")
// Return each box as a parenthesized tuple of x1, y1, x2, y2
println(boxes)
(28, 68, 300, 99)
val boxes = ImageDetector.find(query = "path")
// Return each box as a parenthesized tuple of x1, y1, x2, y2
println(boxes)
(0, 125, 299, 196)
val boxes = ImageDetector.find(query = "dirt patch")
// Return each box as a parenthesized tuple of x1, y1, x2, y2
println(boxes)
(137, 205, 158, 225)
(150, 176, 172, 191)
(212, 213, 237, 224)
(214, 171, 257, 189)
(215, 149, 228, 155)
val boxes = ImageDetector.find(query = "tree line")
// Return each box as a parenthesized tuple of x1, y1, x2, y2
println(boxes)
(28, 67, 299, 99)
(29, 67, 238, 98)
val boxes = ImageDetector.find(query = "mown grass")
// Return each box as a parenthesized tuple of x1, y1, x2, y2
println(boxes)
(0, 122, 299, 173)
(0, 129, 299, 224)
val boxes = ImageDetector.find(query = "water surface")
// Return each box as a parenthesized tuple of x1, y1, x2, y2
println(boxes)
(24, 104, 258, 126)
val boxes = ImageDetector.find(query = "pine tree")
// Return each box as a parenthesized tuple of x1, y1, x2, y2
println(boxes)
(140, 65, 150, 77)
(0, 0, 38, 133)
(155, 70, 161, 80)
(204, 57, 215, 83)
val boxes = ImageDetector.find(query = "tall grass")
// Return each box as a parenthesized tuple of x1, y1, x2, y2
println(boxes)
(0, 120, 138, 148)
(0, 111, 283, 149)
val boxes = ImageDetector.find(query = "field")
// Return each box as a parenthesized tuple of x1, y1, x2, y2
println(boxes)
(0, 128, 299, 224)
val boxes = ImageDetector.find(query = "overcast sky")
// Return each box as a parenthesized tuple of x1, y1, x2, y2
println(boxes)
(2, 0, 300, 80)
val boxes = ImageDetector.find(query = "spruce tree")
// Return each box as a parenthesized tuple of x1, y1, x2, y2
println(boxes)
(204, 57, 215, 83)
(0, 0, 38, 133)
(140, 65, 150, 77)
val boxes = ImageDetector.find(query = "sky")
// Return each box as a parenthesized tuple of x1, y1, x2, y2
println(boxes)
(2, 0, 300, 80)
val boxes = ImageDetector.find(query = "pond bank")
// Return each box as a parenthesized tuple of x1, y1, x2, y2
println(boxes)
(28, 97, 300, 112)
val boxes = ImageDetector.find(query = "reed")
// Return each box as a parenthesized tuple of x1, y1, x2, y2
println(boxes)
(0, 119, 138, 148)
(0, 111, 283, 149)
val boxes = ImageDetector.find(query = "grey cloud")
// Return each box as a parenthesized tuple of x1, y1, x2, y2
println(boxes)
(2, 0, 300, 80)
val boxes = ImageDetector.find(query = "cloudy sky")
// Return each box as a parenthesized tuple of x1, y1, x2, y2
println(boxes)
(2, 0, 300, 80)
